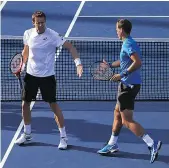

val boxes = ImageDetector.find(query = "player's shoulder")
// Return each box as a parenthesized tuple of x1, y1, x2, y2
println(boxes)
(46, 28, 60, 36)
(46, 28, 65, 41)
(24, 28, 35, 36)
(125, 36, 136, 47)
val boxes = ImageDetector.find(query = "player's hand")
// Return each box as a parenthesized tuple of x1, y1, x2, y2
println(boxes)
(15, 72, 21, 78)
(76, 64, 83, 78)
(20, 63, 26, 73)
(102, 59, 108, 65)
(14, 63, 25, 78)
(99, 59, 109, 72)
(110, 73, 121, 82)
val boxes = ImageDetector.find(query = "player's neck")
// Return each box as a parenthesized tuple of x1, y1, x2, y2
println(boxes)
(122, 34, 130, 41)
(36, 27, 46, 34)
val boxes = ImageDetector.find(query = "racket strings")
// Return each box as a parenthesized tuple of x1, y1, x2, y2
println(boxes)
(92, 63, 113, 80)
(10, 54, 22, 74)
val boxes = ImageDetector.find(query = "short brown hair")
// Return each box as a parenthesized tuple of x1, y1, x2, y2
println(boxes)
(32, 11, 46, 22)
(117, 19, 132, 34)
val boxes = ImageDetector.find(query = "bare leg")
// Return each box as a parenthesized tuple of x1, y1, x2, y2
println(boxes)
(50, 102, 68, 149)
(98, 103, 121, 153)
(49, 102, 64, 128)
(112, 103, 123, 135)
(120, 109, 145, 137)
(22, 101, 31, 125)
(107, 103, 122, 147)
(15, 101, 32, 145)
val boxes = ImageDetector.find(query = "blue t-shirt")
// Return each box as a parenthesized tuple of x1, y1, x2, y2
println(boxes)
(120, 36, 142, 84)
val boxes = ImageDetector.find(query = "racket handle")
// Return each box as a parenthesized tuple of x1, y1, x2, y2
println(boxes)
(17, 75, 23, 92)
(121, 80, 134, 89)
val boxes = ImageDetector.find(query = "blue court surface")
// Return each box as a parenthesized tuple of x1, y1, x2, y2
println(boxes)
(1, 1, 169, 168)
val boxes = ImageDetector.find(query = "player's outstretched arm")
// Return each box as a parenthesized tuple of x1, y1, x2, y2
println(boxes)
(111, 60, 120, 68)
(63, 41, 83, 77)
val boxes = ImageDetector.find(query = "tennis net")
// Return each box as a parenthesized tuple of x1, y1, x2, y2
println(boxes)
(1, 36, 169, 101)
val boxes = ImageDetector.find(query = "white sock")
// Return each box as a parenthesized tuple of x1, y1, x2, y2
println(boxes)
(142, 134, 154, 147)
(108, 134, 118, 145)
(59, 127, 67, 138)
(24, 124, 31, 134)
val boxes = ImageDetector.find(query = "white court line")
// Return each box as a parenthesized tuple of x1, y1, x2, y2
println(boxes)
(0, 1, 85, 167)
(79, 15, 169, 18)
(65, 1, 85, 37)
(56, 0, 85, 58)
(0, 1, 7, 11)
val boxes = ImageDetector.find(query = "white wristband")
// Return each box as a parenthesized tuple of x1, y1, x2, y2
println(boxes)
(74, 58, 81, 67)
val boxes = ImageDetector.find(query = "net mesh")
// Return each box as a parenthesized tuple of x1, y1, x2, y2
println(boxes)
(1, 36, 169, 101)
(90, 62, 114, 81)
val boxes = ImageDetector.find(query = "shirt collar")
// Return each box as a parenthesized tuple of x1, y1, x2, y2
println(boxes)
(31, 27, 47, 37)
(123, 35, 132, 43)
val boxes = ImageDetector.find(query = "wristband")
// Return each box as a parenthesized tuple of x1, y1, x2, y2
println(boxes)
(74, 58, 81, 67)
(120, 69, 129, 78)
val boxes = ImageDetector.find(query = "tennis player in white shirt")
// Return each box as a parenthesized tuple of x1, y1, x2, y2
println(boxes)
(15, 11, 83, 150)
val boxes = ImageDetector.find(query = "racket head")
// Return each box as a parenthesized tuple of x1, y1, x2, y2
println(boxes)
(89, 61, 115, 81)
(9, 53, 23, 75)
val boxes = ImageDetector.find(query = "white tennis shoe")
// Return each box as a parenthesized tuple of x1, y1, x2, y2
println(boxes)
(15, 133, 32, 145)
(58, 137, 68, 150)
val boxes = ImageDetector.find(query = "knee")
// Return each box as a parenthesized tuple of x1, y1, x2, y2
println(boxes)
(114, 108, 121, 121)
(122, 119, 128, 128)
(122, 118, 134, 128)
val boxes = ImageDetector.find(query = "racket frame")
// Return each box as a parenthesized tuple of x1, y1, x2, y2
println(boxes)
(89, 60, 134, 88)
(9, 53, 23, 90)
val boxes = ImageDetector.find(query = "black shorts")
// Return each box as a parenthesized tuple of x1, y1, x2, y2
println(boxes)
(117, 82, 140, 111)
(22, 73, 56, 103)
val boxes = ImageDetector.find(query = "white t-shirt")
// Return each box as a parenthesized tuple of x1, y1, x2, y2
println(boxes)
(23, 28, 66, 77)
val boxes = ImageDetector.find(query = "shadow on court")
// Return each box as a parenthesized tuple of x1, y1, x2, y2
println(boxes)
(2, 112, 169, 144)
(98, 150, 169, 165)
(16, 142, 169, 164)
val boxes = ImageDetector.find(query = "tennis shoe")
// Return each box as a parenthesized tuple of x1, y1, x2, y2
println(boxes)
(149, 141, 162, 163)
(58, 137, 68, 150)
(15, 133, 32, 145)
(97, 143, 119, 154)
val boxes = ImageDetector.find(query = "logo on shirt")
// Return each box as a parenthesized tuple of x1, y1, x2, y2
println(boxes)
(43, 37, 47, 40)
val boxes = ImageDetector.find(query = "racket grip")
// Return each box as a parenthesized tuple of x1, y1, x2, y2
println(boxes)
(18, 77, 23, 91)
(121, 80, 134, 89)
(108, 62, 113, 69)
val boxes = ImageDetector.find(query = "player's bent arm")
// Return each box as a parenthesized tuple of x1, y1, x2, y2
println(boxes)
(127, 53, 142, 73)
(111, 60, 120, 68)
(63, 41, 82, 66)
(22, 45, 29, 64)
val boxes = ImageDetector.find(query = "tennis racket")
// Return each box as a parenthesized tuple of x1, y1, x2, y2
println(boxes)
(89, 61, 134, 88)
(9, 53, 24, 91)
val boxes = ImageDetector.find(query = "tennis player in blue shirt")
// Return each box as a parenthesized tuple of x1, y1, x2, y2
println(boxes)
(97, 19, 162, 163)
